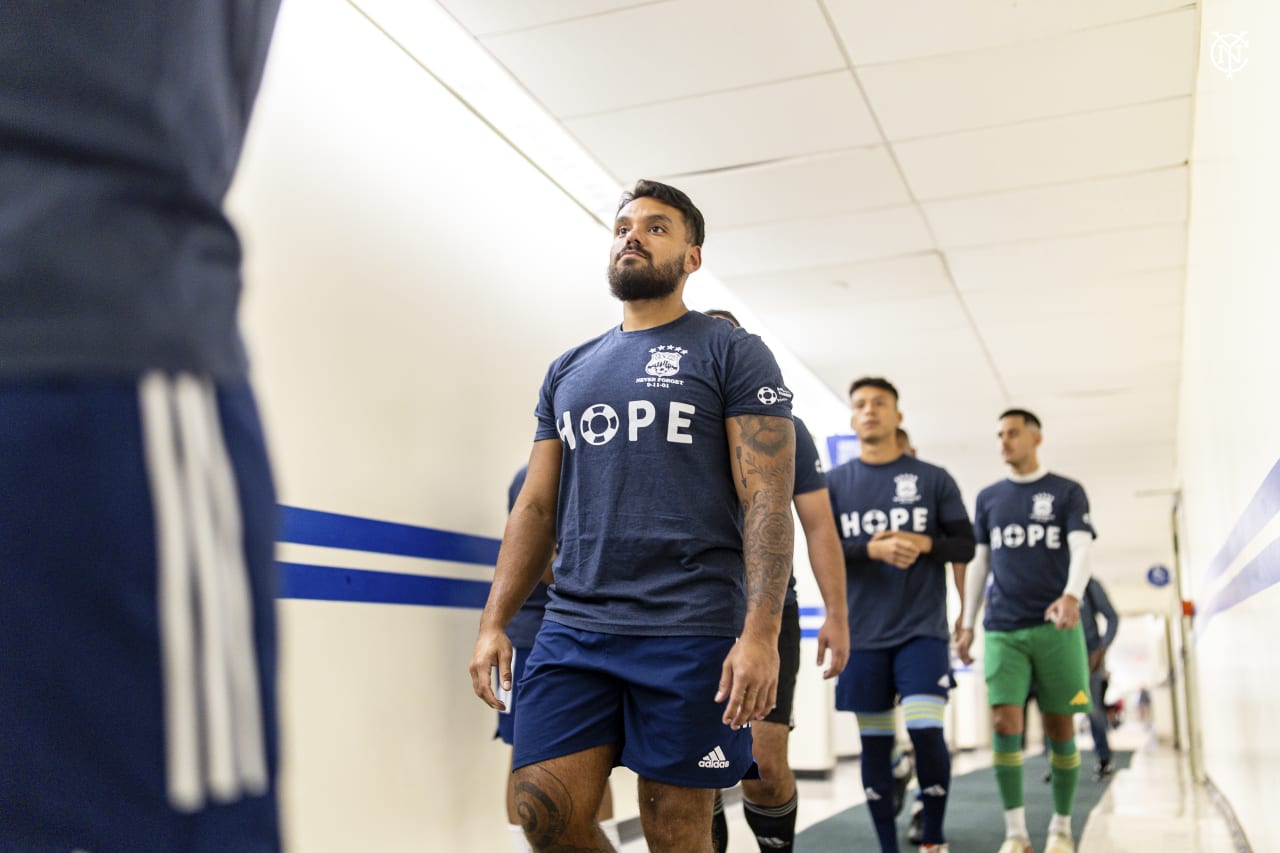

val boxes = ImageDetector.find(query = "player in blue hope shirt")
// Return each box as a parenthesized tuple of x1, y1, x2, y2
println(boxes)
(704, 310, 850, 853)
(827, 378, 975, 853)
(494, 466, 620, 852)
(956, 409, 1097, 853)
(469, 180, 797, 853)
(1, 5, 283, 852)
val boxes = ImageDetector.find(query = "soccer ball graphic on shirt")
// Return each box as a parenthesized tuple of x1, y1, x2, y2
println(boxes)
(580, 404, 620, 445)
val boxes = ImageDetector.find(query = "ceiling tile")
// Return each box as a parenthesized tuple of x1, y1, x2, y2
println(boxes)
(436, 0, 650, 37)
(827, 0, 1190, 65)
(672, 148, 911, 229)
(723, 252, 952, 306)
(947, 224, 1187, 293)
(564, 72, 880, 177)
(479, 0, 843, 117)
(896, 98, 1192, 200)
(705, 205, 934, 276)
(857, 10, 1197, 140)
(923, 167, 1188, 248)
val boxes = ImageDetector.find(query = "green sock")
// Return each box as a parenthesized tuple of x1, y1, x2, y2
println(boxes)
(1048, 737, 1081, 817)
(992, 732, 1024, 809)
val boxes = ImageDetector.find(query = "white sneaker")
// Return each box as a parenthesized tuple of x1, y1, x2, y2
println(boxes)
(1044, 832, 1075, 853)
(920, 845, 949, 852)
(997, 838, 1033, 853)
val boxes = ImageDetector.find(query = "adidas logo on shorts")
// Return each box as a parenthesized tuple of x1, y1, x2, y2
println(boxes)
(699, 746, 731, 769)
(1069, 690, 1090, 706)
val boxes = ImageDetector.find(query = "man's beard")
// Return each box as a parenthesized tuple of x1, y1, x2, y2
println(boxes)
(607, 254, 683, 301)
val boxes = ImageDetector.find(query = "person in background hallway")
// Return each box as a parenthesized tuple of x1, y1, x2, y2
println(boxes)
(1080, 578, 1119, 780)
(704, 309, 850, 853)
(495, 466, 621, 851)
(470, 180, 796, 853)
(0, 4, 284, 851)
(892, 427, 970, 848)
(957, 409, 1097, 853)
(827, 378, 976, 853)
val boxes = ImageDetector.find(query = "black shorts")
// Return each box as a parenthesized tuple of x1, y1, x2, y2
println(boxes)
(764, 600, 801, 727)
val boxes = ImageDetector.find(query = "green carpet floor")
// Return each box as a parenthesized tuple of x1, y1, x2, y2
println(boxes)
(797, 750, 1131, 851)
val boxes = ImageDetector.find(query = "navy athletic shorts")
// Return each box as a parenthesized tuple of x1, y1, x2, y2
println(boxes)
(836, 636, 953, 713)
(512, 620, 754, 788)
(0, 374, 280, 852)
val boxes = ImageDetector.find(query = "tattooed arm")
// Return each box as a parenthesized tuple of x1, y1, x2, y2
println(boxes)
(716, 413, 795, 729)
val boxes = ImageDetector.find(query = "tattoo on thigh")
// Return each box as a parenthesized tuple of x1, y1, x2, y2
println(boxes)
(514, 767, 571, 848)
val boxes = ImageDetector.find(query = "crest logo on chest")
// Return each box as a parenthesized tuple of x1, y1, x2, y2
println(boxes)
(893, 473, 920, 504)
(645, 345, 688, 378)
(1030, 492, 1055, 522)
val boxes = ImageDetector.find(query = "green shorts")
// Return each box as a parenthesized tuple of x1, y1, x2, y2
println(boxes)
(984, 623, 1091, 714)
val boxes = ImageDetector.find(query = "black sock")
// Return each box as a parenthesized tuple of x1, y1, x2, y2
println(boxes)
(711, 789, 728, 853)
(743, 792, 798, 853)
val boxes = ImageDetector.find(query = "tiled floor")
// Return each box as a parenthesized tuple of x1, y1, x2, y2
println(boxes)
(1080, 736, 1241, 852)
(621, 724, 1242, 851)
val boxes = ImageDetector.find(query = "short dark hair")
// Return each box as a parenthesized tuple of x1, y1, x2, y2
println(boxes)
(617, 179, 706, 247)
(848, 376, 899, 401)
(704, 309, 740, 328)
(1000, 408, 1042, 429)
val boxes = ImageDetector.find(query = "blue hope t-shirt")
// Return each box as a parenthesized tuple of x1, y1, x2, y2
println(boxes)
(826, 455, 970, 650)
(535, 310, 792, 637)
(503, 466, 551, 649)
(973, 472, 1096, 632)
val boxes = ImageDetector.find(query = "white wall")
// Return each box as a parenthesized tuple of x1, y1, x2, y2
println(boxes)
(229, 1, 619, 849)
(1178, 1, 1280, 849)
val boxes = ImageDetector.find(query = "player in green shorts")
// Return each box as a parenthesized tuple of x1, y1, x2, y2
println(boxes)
(956, 409, 1096, 853)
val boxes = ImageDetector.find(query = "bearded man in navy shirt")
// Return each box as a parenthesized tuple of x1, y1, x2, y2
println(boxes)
(470, 180, 796, 853)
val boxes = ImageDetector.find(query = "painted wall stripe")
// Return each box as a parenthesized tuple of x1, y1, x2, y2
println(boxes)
(1198, 535, 1280, 624)
(278, 506, 500, 566)
(278, 562, 491, 609)
(1198, 459, 1280, 590)
(1195, 457, 1280, 627)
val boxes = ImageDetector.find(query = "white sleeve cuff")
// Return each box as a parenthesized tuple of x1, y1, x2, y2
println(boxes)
(1065, 530, 1093, 600)
(962, 545, 991, 630)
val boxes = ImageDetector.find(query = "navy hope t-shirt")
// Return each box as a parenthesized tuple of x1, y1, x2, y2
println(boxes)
(535, 310, 792, 638)
(827, 456, 970, 649)
(974, 472, 1095, 632)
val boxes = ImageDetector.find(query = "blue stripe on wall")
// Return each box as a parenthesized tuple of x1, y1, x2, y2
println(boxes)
(1198, 459, 1280, 591)
(278, 505, 500, 566)
(278, 562, 491, 609)
(1196, 457, 1280, 628)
